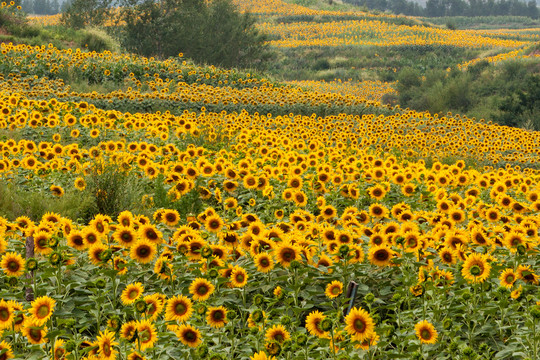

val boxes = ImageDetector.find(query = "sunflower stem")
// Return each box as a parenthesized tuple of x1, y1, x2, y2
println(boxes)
(329, 327, 338, 360)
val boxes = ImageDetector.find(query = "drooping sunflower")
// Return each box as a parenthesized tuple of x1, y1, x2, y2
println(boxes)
(305, 310, 328, 338)
(265, 324, 290, 344)
(517, 264, 539, 285)
(121, 282, 144, 305)
(97, 329, 118, 360)
(130, 239, 157, 264)
(254, 252, 274, 273)
(415, 320, 438, 344)
(344, 307, 375, 343)
(176, 324, 202, 348)
(29, 296, 55, 326)
(136, 319, 158, 350)
(1, 252, 25, 277)
(165, 295, 193, 322)
(189, 278, 215, 301)
(325, 280, 343, 299)
(230, 266, 249, 288)
(461, 253, 491, 284)
(206, 306, 228, 328)
(127, 351, 147, 360)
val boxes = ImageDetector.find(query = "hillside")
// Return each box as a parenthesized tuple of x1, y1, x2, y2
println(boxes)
(0, 1, 539, 360)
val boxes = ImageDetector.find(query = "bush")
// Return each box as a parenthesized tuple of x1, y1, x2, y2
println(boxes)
(79, 27, 120, 53)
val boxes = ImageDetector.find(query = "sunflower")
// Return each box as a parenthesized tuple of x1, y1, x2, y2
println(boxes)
(8, 300, 24, 332)
(254, 253, 274, 273)
(67, 230, 86, 250)
(369, 203, 389, 219)
(265, 324, 290, 344)
(205, 215, 224, 233)
(130, 239, 157, 264)
(344, 307, 375, 343)
(33, 231, 52, 255)
(189, 278, 215, 301)
(367, 184, 386, 200)
(292, 190, 308, 207)
(250, 352, 276, 360)
(138, 224, 162, 244)
(120, 321, 138, 342)
(88, 242, 109, 265)
(461, 253, 491, 284)
(29, 296, 55, 326)
(165, 295, 193, 322)
(74, 177, 86, 191)
(499, 268, 517, 289)
(305, 310, 328, 338)
(136, 319, 158, 350)
(230, 266, 248, 288)
(415, 320, 438, 344)
(113, 226, 137, 247)
(275, 242, 301, 268)
(97, 330, 118, 360)
(517, 265, 539, 285)
(0, 340, 13, 360)
(206, 306, 228, 328)
(22, 318, 48, 345)
(127, 352, 147, 360)
(325, 280, 343, 299)
(121, 282, 144, 305)
(176, 324, 202, 348)
(162, 209, 180, 227)
(50, 185, 64, 197)
(0, 300, 13, 330)
(320, 205, 337, 220)
(1, 252, 25, 277)
(144, 294, 164, 321)
(52, 339, 67, 360)
(438, 247, 457, 265)
(368, 245, 394, 267)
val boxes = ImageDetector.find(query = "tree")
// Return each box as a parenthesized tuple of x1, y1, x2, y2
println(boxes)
(121, 0, 271, 69)
(61, 0, 115, 29)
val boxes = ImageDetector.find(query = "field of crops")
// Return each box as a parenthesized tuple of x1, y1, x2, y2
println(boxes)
(1, 1, 540, 360)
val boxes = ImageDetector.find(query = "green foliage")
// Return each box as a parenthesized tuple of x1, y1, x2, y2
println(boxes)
(79, 26, 121, 53)
(120, 0, 272, 69)
(84, 161, 145, 220)
(60, 0, 115, 29)
(397, 58, 540, 130)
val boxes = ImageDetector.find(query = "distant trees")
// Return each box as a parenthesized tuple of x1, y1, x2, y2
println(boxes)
(60, 0, 116, 28)
(342, 0, 539, 17)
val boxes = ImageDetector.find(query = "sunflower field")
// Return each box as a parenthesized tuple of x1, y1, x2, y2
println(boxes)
(0, 1, 540, 360)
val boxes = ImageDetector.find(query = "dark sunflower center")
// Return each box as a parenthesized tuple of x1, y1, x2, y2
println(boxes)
(282, 249, 295, 261)
(354, 319, 365, 332)
(128, 290, 139, 299)
(197, 285, 208, 295)
(375, 249, 389, 261)
(185, 330, 196, 341)
(421, 329, 431, 340)
(213, 311, 224, 321)
(37, 305, 50, 318)
(0, 308, 9, 321)
(137, 246, 150, 257)
(175, 302, 187, 315)
(8, 261, 19, 271)
(470, 265, 482, 276)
